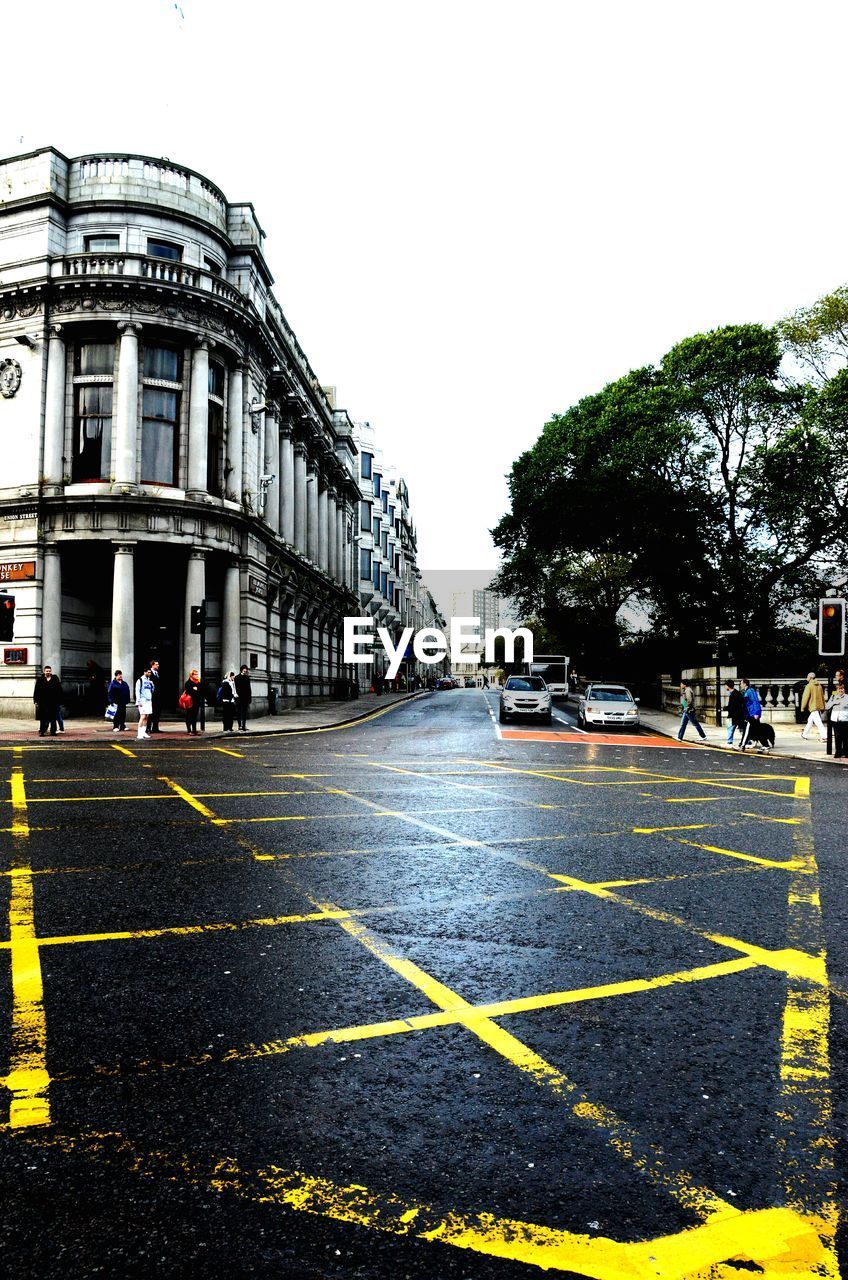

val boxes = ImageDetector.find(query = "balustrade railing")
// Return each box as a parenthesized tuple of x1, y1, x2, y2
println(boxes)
(60, 253, 243, 305)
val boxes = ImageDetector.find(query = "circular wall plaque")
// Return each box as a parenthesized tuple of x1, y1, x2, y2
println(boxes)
(0, 358, 22, 399)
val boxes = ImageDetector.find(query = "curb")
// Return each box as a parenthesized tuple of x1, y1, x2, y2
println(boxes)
(215, 690, 430, 739)
(638, 716, 844, 768)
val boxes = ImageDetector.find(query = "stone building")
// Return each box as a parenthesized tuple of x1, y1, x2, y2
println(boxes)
(0, 148, 363, 717)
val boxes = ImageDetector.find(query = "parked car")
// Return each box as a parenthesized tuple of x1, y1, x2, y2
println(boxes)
(435, 676, 455, 690)
(499, 675, 552, 724)
(464, 676, 476, 688)
(577, 683, 640, 729)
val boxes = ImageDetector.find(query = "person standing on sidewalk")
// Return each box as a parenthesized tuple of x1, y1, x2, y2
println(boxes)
(33, 665, 63, 737)
(724, 679, 747, 748)
(135, 668, 154, 740)
(183, 669, 203, 735)
(219, 671, 237, 734)
(678, 681, 707, 742)
(148, 659, 162, 734)
(825, 673, 848, 760)
(739, 678, 763, 751)
(800, 672, 827, 742)
(108, 669, 131, 732)
(234, 664, 252, 732)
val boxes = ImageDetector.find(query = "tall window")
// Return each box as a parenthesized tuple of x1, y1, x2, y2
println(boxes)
(381, 570, 389, 598)
(360, 501, 371, 532)
(72, 342, 114, 481)
(360, 548, 372, 580)
(360, 452, 373, 480)
(373, 562, 381, 590)
(141, 345, 182, 485)
(372, 516, 381, 543)
(381, 531, 389, 558)
(382, 491, 389, 514)
(207, 359, 225, 496)
(373, 472, 381, 498)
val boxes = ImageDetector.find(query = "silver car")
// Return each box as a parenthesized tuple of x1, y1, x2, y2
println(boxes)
(577, 683, 640, 729)
(499, 675, 552, 724)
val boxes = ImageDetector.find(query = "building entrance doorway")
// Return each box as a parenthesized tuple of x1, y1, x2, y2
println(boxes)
(134, 546, 184, 710)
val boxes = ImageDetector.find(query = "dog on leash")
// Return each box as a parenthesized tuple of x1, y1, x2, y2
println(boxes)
(742, 719, 775, 752)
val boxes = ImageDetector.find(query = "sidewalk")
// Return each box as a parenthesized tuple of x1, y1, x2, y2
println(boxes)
(0, 690, 424, 741)
(637, 705, 844, 765)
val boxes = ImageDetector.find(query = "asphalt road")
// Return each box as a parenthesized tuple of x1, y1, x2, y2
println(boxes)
(1, 689, 845, 1279)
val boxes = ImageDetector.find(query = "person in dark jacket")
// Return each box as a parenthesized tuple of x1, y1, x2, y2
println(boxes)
(107, 669, 131, 732)
(33, 665, 63, 737)
(219, 671, 237, 734)
(234, 664, 252, 732)
(183, 669, 203, 734)
(148, 659, 162, 733)
(724, 679, 747, 749)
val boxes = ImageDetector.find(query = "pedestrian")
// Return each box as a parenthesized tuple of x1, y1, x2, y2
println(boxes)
(107, 669, 131, 732)
(800, 671, 827, 743)
(677, 680, 707, 742)
(825, 673, 848, 760)
(182, 668, 203, 734)
(218, 671, 237, 733)
(33, 664, 63, 737)
(724, 678, 747, 748)
(148, 659, 162, 733)
(234, 663, 252, 731)
(135, 667, 154, 739)
(482, 672, 490, 689)
(739, 678, 763, 751)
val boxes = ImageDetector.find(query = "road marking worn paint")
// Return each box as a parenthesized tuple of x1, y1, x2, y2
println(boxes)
(662, 836, 806, 872)
(212, 747, 244, 758)
(157, 775, 216, 819)
(19, 907, 352, 950)
(472, 759, 800, 799)
(2, 751, 50, 1128)
(317, 900, 735, 1221)
(111, 743, 136, 758)
(30, 1131, 831, 1280)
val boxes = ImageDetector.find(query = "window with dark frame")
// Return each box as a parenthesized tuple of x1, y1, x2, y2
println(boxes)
(373, 472, 381, 498)
(84, 234, 120, 253)
(141, 345, 182, 485)
(203, 256, 222, 276)
(360, 452, 373, 480)
(373, 562, 381, 590)
(372, 516, 381, 543)
(147, 238, 182, 261)
(360, 548, 372, 580)
(72, 342, 115, 482)
(360, 501, 371, 532)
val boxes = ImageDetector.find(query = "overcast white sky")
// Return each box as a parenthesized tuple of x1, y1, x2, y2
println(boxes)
(6, 1, 848, 570)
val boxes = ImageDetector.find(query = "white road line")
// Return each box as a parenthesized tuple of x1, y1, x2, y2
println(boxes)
(481, 690, 503, 739)
(553, 709, 587, 733)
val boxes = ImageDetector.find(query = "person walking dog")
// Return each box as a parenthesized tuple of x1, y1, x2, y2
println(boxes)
(678, 681, 707, 742)
(724, 679, 747, 748)
(108, 669, 131, 732)
(739, 678, 763, 751)
(234, 664, 252, 732)
(800, 672, 827, 742)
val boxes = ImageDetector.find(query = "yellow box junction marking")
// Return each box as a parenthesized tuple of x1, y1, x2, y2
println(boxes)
(2, 750, 50, 1128)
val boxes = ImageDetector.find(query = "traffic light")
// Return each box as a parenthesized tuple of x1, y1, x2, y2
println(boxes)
(190, 605, 205, 634)
(0, 594, 15, 642)
(818, 598, 846, 656)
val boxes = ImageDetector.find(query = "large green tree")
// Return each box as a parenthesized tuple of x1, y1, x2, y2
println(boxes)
(494, 323, 838, 664)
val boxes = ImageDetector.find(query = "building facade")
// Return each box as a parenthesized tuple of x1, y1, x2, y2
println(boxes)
(0, 148, 364, 716)
(354, 421, 445, 688)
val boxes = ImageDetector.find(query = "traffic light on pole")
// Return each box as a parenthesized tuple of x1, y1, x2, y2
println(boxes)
(818, 598, 846, 656)
(190, 605, 205, 635)
(0, 594, 15, 642)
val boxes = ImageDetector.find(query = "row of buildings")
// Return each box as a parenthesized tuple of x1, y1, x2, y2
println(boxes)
(0, 147, 445, 717)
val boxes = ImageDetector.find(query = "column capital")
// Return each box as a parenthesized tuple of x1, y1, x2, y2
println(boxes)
(193, 336, 215, 352)
(188, 547, 207, 562)
(111, 540, 137, 554)
(294, 440, 309, 460)
(117, 321, 142, 336)
(48, 323, 63, 340)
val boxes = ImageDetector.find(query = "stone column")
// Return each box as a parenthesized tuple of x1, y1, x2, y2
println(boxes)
(114, 322, 141, 489)
(279, 426, 295, 544)
(41, 545, 62, 670)
(317, 480, 329, 572)
(306, 461, 319, 563)
(43, 325, 66, 488)
(293, 442, 308, 554)
(263, 412, 280, 533)
(111, 542, 135, 683)
(222, 559, 241, 674)
(187, 339, 212, 496)
(183, 549, 206, 677)
(227, 362, 244, 501)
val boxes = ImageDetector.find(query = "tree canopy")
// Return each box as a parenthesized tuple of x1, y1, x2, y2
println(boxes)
(493, 319, 845, 669)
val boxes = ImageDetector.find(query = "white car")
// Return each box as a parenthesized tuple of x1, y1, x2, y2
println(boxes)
(499, 675, 552, 724)
(577, 683, 640, 729)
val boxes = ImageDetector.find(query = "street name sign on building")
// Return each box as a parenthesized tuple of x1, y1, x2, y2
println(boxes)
(3, 647, 27, 665)
(0, 561, 36, 582)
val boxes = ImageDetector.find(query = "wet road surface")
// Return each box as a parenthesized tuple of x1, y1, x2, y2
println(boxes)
(0, 689, 845, 1278)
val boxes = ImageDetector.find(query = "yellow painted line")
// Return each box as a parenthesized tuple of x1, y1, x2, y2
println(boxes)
(316, 900, 734, 1222)
(212, 747, 244, 758)
(667, 837, 806, 872)
(739, 812, 802, 824)
(33, 1132, 831, 1280)
(4, 794, 181, 804)
(111, 743, 136, 758)
(16, 908, 351, 950)
(2, 751, 50, 1128)
(157, 775, 216, 819)
(470, 760, 800, 799)
(632, 824, 710, 834)
(794, 776, 811, 797)
(269, 773, 334, 778)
